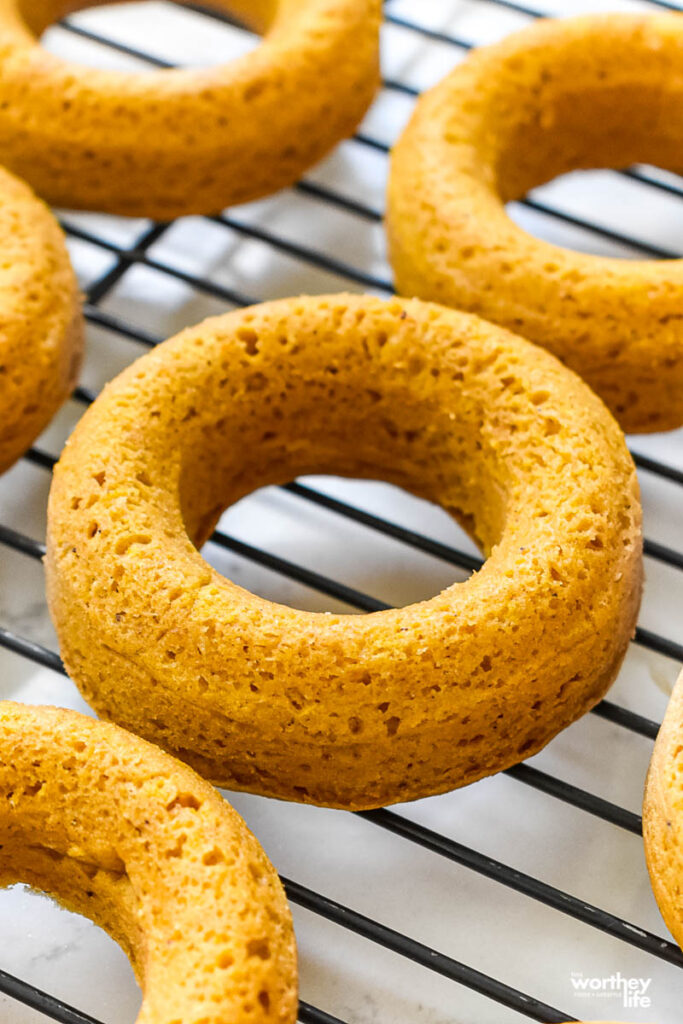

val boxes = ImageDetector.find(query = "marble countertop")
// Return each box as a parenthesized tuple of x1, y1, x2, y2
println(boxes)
(1, 1, 682, 1021)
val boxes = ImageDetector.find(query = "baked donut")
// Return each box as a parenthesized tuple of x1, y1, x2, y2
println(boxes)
(644, 669, 683, 953)
(0, 0, 380, 218)
(0, 165, 82, 473)
(46, 294, 642, 810)
(0, 701, 298, 1023)
(387, 13, 683, 434)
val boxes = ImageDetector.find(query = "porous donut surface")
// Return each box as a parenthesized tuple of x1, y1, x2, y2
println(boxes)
(46, 294, 643, 810)
(0, 0, 380, 217)
(0, 166, 82, 473)
(387, 13, 683, 434)
(644, 669, 683, 955)
(0, 701, 298, 1024)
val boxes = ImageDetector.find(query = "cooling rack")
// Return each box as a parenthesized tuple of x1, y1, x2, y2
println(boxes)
(0, 0, 682, 1021)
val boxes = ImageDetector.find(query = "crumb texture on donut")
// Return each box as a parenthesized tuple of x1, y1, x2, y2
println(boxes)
(644, 670, 683, 952)
(388, 13, 683, 433)
(46, 294, 642, 809)
(0, 166, 82, 473)
(0, 0, 380, 217)
(0, 701, 298, 1024)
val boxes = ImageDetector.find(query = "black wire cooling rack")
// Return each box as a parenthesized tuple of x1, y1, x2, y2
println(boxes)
(1, 0, 683, 1022)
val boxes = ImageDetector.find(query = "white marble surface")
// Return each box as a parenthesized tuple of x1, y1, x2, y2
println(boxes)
(1, 1, 683, 1022)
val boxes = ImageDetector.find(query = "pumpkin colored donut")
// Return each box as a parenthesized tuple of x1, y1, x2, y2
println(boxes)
(0, 165, 82, 474)
(0, 0, 380, 217)
(387, 13, 683, 434)
(46, 294, 642, 810)
(644, 669, 683, 955)
(0, 701, 298, 1024)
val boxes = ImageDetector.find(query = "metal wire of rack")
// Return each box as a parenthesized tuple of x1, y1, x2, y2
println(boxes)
(0, 0, 682, 1022)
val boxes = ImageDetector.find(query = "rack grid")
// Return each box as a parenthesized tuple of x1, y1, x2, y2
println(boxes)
(0, 1, 682, 1022)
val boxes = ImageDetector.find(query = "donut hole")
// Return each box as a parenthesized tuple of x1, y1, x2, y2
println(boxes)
(506, 166, 683, 260)
(177, 363, 507, 558)
(210, 477, 480, 612)
(33, 1, 265, 75)
(171, 338, 508, 612)
(19, 0, 270, 39)
(0, 884, 140, 1020)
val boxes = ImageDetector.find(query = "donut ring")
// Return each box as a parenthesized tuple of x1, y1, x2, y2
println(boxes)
(0, 165, 82, 474)
(0, 0, 380, 218)
(0, 701, 298, 1023)
(387, 13, 683, 434)
(644, 669, 683, 954)
(46, 294, 642, 810)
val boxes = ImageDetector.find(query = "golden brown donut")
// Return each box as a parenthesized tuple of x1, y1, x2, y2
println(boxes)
(0, 165, 82, 473)
(644, 669, 683, 956)
(0, 0, 380, 218)
(387, 13, 683, 434)
(46, 294, 642, 810)
(0, 701, 298, 1024)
